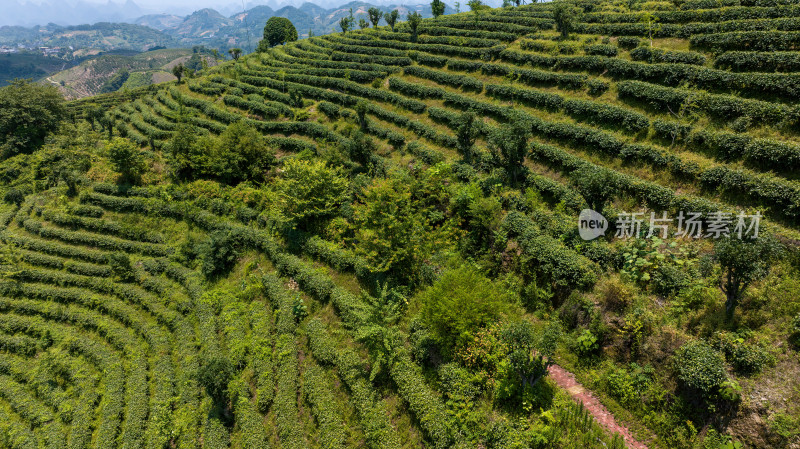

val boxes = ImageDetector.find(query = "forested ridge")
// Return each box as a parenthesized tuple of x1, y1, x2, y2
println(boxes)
(1, 0, 800, 448)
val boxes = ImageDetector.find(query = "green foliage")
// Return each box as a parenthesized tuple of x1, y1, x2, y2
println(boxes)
(0, 80, 65, 159)
(4, 188, 24, 206)
(553, 1, 582, 38)
(431, 0, 446, 18)
(172, 63, 184, 83)
(215, 121, 276, 184)
(199, 229, 246, 278)
(569, 166, 617, 213)
(407, 12, 423, 42)
(107, 137, 146, 184)
(275, 158, 349, 229)
(340, 9, 355, 34)
(386, 10, 400, 32)
(107, 252, 136, 282)
(488, 113, 531, 186)
(456, 110, 479, 163)
(714, 235, 783, 319)
(621, 237, 697, 296)
(197, 353, 233, 408)
(260, 17, 298, 49)
(712, 331, 774, 375)
(496, 320, 560, 406)
(368, 7, 384, 27)
(351, 171, 457, 284)
(573, 329, 599, 357)
(418, 266, 519, 356)
(99, 69, 129, 94)
(673, 340, 727, 400)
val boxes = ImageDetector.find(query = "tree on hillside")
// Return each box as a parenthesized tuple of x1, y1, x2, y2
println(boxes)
(386, 9, 399, 31)
(107, 137, 147, 185)
(488, 115, 531, 186)
(215, 121, 276, 184)
(431, 0, 446, 18)
(166, 122, 200, 180)
(85, 103, 104, 131)
(569, 165, 617, 213)
(259, 16, 298, 50)
(276, 159, 350, 230)
(639, 12, 660, 46)
(468, 0, 487, 13)
(407, 11, 423, 42)
(455, 1, 461, 13)
(172, 63, 185, 83)
(359, 17, 369, 29)
(0, 79, 65, 159)
(419, 266, 519, 356)
(455, 110, 479, 163)
(553, 1, 581, 39)
(228, 48, 242, 61)
(368, 7, 383, 27)
(340, 8, 355, 34)
(714, 235, 782, 320)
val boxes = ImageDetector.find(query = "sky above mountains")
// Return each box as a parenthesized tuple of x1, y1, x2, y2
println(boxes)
(4, 0, 503, 27)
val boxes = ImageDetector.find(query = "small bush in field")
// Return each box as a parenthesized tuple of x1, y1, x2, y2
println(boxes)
(674, 340, 727, 400)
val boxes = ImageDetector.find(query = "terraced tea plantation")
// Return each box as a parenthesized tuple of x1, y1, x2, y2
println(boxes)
(3, 0, 800, 448)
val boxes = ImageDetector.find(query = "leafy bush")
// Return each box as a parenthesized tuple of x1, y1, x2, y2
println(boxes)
(673, 340, 727, 400)
(587, 79, 609, 96)
(108, 252, 136, 282)
(617, 36, 641, 49)
(418, 266, 519, 356)
(107, 137, 147, 184)
(199, 229, 247, 278)
(712, 332, 774, 375)
(4, 188, 23, 206)
(276, 158, 350, 229)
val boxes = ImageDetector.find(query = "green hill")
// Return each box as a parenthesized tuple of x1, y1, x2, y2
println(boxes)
(48, 48, 220, 99)
(2, 1, 800, 448)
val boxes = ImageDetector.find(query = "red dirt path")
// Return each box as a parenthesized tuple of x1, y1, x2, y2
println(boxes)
(547, 364, 649, 449)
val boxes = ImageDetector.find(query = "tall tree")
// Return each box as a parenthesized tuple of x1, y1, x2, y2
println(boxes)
(455, 110, 479, 163)
(107, 137, 147, 185)
(172, 63, 185, 83)
(553, 1, 581, 39)
(228, 48, 242, 61)
(339, 8, 355, 34)
(488, 115, 531, 186)
(260, 17, 298, 50)
(714, 235, 782, 320)
(386, 9, 400, 31)
(85, 103, 104, 131)
(407, 11, 422, 42)
(569, 166, 617, 213)
(359, 17, 369, 29)
(368, 7, 383, 27)
(431, 0, 446, 18)
(0, 79, 65, 159)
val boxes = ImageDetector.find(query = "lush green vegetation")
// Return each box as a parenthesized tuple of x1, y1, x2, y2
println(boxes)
(1, 0, 800, 447)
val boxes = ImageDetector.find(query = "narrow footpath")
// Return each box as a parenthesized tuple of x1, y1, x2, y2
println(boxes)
(547, 364, 650, 449)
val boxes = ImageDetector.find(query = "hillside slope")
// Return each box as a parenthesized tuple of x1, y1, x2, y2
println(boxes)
(4, 1, 800, 448)
(48, 48, 220, 99)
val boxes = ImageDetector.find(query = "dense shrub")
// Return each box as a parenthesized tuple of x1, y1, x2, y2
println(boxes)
(673, 340, 727, 399)
(418, 266, 519, 356)
(617, 36, 641, 49)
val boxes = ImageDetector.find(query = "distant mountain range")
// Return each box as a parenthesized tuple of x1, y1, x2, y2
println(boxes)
(1, 0, 482, 28)
(1, 1, 454, 54)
